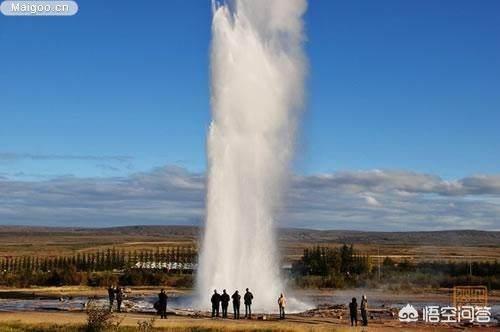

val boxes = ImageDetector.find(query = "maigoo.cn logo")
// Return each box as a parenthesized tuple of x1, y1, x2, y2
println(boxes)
(398, 304, 418, 322)
(1, 1, 78, 16)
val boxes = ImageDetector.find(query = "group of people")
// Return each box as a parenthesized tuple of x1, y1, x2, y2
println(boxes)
(107, 285, 366, 325)
(348, 294, 368, 326)
(107, 285, 124, 312)
(210, 289, 287, 320)
(108, 285, 168, 318)
(210, 288, 252, 319)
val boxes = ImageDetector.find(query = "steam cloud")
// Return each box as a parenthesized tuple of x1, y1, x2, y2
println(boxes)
(196, 0, 308, 311)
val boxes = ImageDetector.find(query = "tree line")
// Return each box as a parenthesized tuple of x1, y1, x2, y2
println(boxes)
(292, 244, 370, 276)
(0, 246, 197, 273)
(290, 244, 371, 288)
(291, 244, 499, 289)
(381, 256, 500, 276)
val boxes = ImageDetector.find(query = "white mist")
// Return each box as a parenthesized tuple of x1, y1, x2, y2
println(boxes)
(196, 0, 308, 312)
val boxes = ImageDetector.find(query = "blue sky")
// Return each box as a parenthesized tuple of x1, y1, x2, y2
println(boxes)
(1, 0, 499, 229)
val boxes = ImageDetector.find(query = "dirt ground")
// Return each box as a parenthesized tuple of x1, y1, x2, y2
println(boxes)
(0, 311, 496, 331)
(0, 286, 498, 331)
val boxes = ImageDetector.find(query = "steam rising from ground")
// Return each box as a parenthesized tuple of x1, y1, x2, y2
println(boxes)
(196, 0, 308, 311)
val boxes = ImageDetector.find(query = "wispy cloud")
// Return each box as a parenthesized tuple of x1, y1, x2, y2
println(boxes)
(95, 164, 121, 172)
(0, 152, 133, 163)
(0, 167, 498, 230)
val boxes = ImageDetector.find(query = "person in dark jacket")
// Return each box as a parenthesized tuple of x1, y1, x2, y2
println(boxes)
(349, 297, 358, 326)
(360, 294, 368, 326)
(107, 285, 115, 311)
(158, 289, 168, 319)
(220, 289, 230, 318)
(231, 290, 241, 319)
(211, 290, 221, 318)
(116, 287, 124, 313)
(244, 288, 254, 319)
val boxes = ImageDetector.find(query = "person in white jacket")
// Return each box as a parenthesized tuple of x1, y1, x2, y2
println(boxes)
(278, 293, 286, 319)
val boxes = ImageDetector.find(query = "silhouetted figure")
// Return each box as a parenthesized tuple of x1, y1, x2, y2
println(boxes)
(244, 288, 253, 319)
(232, 290, 241, 319)
(349, 297, 358, 326)
(116, 287, 123, 313)
(278, 293, 286, 319)
(158, 289, 168, 319)
(211, 289, 221, 318)
(360, 294, 368, 326)
(220, 289, 230, 318)
(107, 285, 115, 311)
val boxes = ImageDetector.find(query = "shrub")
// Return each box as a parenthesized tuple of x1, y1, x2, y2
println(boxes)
(85, 299, 121, 332)
(137, 317, 155, 332)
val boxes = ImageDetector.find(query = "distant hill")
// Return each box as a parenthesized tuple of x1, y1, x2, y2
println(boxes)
(0, 225, 498, 247)
(280, 228, 500, 247)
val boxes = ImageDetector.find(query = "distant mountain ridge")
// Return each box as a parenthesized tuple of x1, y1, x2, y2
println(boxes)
(0, 225, 497, 247)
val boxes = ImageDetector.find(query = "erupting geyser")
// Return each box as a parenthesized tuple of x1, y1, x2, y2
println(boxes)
(196, 0, 308, 312)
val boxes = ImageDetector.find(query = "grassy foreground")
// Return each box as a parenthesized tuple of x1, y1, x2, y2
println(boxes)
(0, 321, 454, 332)
(0, 321, 347, 332)
(0, 323, 303, 332)
(0, 312, 473, 332)
(0, 312, 349, 332)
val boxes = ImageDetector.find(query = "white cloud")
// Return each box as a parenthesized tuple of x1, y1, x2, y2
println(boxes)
(363, 194, 382, 207)
(0, 167, 499, 231)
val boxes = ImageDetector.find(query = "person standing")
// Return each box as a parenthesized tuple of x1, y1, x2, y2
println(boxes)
(278, 293, 286, 319)
(107, 285, 115, 311)
(360, 294, 368, 326)
(349, 297, 358, 326)
(244, 288, 253, 319)
(231, 290, 241, 319)
(220, 289, 230, 318)
(211, 289, 221, 318)
(116, 287, 123, 313)
(158, 289, 168, 319)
